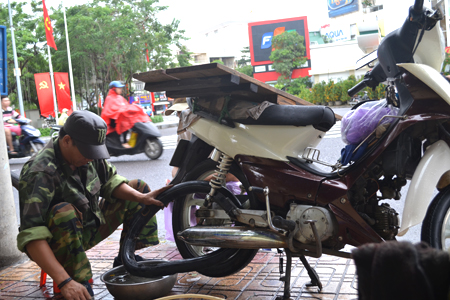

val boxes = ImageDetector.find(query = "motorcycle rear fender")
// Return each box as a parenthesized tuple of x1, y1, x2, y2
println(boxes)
(170, 135, 214, 185)
(398, 140, 450, 236)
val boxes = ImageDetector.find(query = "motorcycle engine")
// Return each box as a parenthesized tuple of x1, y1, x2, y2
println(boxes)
(286, 204, 337, 244)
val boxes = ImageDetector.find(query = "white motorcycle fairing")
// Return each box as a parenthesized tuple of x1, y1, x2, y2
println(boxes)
(398, 140, 450, 236)
(398, 63, 450, 105)
(189, 118, 325, 162)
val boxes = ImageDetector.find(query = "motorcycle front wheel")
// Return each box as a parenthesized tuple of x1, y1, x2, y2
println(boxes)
(421, 186, 450, 251)
(172, 159, 258, 277)
(144, 138, 163, 160)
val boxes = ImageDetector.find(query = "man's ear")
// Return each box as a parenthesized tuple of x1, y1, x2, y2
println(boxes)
(61, 135, 72, 148)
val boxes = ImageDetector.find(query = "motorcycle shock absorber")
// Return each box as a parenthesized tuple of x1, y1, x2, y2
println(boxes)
(206, 152, 233, 204)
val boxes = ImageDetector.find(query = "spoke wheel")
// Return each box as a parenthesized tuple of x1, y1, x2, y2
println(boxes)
(172, 159, 258, 277)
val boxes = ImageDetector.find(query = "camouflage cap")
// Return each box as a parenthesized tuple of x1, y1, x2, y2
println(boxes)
(64, 110, 110, 159)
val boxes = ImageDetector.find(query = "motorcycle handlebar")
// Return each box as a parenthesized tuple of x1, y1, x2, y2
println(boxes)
(347, 80, 367, 97)
(413, 0, 423, 11)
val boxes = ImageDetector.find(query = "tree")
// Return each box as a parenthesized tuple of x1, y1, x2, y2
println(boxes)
(0, 0, 47, 109)
(176, 44, 193, 67)
(237, 46, 250, 68)
(236, 46, 253, 77)
(269, 30, 307, 87)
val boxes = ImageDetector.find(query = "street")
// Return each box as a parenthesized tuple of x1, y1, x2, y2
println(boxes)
(8, 107, 421, 245)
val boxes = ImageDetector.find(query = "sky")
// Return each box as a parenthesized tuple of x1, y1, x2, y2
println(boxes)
(7, 0, 330, 37)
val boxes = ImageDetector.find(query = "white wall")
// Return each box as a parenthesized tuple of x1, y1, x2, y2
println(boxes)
(309, 41, 366, 81)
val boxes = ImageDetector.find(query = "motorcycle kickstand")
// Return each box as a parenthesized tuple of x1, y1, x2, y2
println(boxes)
(299, 254, 322, 291)
(277, 249, 292, 300)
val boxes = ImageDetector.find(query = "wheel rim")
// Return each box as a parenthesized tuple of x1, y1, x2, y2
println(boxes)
(145, 140, 160, 157)
(180, 169, 229, 257)
(441, 208, 450, 251)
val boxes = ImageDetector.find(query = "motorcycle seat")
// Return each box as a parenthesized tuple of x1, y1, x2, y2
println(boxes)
(235, 105, 336, 132)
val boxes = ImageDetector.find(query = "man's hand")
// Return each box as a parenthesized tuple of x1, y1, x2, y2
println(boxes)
(140, 185, 173, 207)
(60, 280, 92, 300)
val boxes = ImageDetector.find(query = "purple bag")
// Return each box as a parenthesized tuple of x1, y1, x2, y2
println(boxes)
(341, 99, 398, 145)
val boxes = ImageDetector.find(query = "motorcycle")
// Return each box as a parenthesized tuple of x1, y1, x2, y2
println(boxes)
(105, 122, 163, 159)
(50, 121, 163, 160)
(8, 118, 45, 158)
(121, 0, 448, 298)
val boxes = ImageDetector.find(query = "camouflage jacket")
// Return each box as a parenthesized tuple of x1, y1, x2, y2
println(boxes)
(17, 137, 128, 252)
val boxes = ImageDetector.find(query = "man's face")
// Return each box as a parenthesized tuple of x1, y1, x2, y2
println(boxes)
(62, 136, 93, 168)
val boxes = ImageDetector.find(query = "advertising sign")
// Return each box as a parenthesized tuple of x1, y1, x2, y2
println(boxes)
(321, 23, 351, 43)
(248, 17, 310, 66)
(0, 26, 7, 96)
(328, 0, 359, 18)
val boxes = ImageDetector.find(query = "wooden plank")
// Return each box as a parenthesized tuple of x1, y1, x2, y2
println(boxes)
(144, 75, 240, 92)
(166, 84, 277, 102)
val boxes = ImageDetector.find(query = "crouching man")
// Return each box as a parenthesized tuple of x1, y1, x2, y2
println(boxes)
(17, 110, 170, 300)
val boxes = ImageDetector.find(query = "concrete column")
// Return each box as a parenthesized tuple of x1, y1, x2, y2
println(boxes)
(0, 113, 23, 267)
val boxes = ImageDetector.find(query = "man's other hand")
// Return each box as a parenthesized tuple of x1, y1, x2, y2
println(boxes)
(61, 280, 92, 300)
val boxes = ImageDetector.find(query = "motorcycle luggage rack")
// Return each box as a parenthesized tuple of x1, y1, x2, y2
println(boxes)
(302, 147, 342, 170)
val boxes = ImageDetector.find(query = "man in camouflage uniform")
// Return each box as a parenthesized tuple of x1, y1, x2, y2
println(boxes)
(17, 110, 170, 300)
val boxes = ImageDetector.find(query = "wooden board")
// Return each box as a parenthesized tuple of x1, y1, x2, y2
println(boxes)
(133, 63, 312, 106)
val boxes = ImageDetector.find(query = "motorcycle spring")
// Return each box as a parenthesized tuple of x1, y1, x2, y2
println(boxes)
(210, 153, 233, 190)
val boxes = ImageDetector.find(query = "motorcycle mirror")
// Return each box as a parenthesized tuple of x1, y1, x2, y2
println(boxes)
(355, 50, 378, 70)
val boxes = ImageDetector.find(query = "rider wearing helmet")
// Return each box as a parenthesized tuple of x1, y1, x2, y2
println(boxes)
(101, 81, 149, 148)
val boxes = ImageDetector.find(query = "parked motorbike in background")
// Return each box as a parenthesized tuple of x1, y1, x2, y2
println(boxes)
(8, 118, 45, 158)
(121, 0, 449, 298)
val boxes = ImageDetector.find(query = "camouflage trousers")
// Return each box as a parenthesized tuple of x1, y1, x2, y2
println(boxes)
(45, 179, 158, 282)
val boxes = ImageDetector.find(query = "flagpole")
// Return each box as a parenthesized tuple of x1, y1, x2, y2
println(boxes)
(62, 2, 76, 111)
(47, 45, 59, 123)
(7, 0, 24, 116)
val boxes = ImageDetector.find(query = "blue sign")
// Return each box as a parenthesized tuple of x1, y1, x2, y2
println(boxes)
(0, 26, 7, 96)
(328, 0, 359, 18)
(261, 32, 273, 49)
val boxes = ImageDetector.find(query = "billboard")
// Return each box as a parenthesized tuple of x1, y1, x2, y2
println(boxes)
(248, 17, 310, 82)
(328, 0, 359, 18)
(0, 26, 7, 96)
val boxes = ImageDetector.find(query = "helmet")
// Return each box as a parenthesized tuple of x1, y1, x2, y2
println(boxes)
(109, 81, 125, 89)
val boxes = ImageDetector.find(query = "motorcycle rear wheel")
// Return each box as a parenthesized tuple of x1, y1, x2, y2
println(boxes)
(421, 186, 450, 251)
(144, 138, 163, 160)
(172, 159, 258, 277)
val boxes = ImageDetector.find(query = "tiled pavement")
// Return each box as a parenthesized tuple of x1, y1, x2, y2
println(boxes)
(0, 229, 358, 300)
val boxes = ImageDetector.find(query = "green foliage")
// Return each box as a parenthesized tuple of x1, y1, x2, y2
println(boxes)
(286, 76, 312, 95)
(1, 0, 188, 112)
(237, 46, 251, 68)
(269, 31, 307, 87)
(443, 53, 450, 75)
(38, 127, 51, 136)
(283, 74, 386, 105)
(151, 115, 164, 123)
(211, 59, 224, 65)
(236, 65, 253, 77)
(176, 44, 193, 67)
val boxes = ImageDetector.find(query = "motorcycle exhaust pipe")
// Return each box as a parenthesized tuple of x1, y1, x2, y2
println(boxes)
(177, 226, 289, 249)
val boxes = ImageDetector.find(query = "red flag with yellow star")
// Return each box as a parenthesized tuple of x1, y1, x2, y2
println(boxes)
(43, 0, 57, 50)
(54, 72, 72, 113)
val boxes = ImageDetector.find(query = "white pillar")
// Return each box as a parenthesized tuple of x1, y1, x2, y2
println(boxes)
(0, 112, 23, 267)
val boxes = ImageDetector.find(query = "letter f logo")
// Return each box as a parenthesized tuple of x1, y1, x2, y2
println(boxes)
(261, 32, 273, 49)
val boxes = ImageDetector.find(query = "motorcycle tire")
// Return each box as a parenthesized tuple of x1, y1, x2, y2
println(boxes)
(421, 186, 450, 251)
(172, 159, 258, 277)
(144, 138, 163, 160)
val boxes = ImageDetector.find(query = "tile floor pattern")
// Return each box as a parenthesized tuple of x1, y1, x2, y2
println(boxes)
(0, 230, 359, 300)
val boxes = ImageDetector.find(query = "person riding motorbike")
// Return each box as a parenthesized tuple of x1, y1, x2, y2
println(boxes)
(101, 81, 150, 148)
(2, 95, 21, 155)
